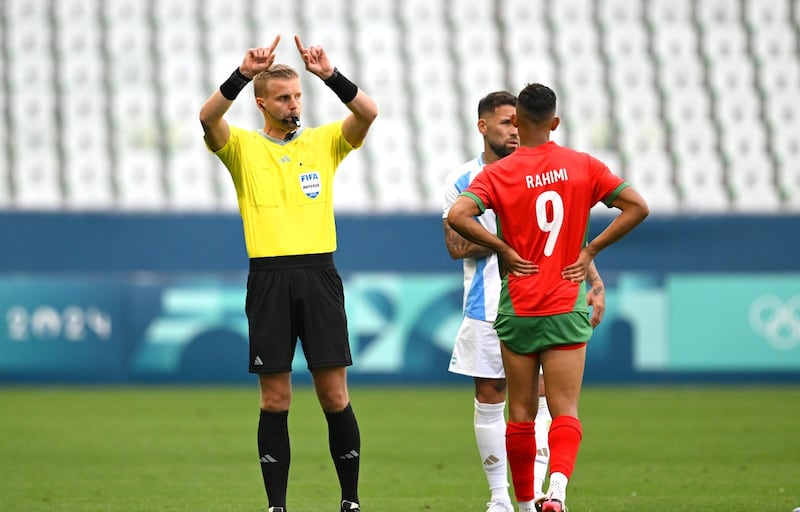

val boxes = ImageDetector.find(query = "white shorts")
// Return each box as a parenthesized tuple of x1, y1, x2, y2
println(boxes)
(448, 317, 505, 379)
(448, 316, 545, 379)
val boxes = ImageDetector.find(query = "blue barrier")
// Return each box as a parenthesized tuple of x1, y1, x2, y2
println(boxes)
(1, 212, 799, 384)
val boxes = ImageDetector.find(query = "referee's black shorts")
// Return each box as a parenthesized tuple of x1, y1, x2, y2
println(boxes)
(245, 252, 352, 373)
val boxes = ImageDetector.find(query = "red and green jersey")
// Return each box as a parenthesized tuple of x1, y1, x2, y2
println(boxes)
(462, 141, 627, 317)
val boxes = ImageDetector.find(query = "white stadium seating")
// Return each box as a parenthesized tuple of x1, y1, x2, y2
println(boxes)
(0, 0, 798, 213)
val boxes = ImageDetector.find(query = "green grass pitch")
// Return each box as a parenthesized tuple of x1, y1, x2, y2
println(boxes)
(0, 384, 798, 511)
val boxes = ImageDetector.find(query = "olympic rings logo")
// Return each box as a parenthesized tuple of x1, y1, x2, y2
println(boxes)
(748, 295, 800, 351)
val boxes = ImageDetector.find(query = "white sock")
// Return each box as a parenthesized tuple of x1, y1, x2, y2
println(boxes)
(517, 500, 536, 512)
(474, 399, 511, 503)
(533, 395, 552, 498)
(547, 472, 568, 503)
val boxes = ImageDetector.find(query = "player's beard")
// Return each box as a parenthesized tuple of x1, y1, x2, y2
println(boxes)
(489, 140, 518, 159)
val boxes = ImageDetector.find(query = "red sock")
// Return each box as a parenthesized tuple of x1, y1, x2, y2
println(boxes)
(548, 415, 583, 478)
(506, 421, 536, 502)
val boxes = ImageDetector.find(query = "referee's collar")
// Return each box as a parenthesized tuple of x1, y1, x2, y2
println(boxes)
(258, 128, 305, 145)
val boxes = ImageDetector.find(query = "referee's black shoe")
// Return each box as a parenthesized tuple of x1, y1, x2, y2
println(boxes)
(341, 500, 360, 511)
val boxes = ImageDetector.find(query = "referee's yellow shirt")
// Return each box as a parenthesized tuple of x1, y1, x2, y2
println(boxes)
(212, 122, 354, 257)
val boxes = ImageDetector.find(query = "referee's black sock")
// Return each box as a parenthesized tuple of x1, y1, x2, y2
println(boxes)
(258, 409, 290, 509)
(325, 403, 361, 505)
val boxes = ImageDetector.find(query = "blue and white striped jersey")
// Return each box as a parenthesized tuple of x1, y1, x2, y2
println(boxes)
(442, 155, 500, 322)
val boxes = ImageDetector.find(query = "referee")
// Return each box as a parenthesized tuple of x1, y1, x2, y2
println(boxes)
(199, 34, 378, 512)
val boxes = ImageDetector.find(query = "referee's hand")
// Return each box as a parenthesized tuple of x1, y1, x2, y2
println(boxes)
(294, 35, 334, 80)
(241, 35, 281, 78)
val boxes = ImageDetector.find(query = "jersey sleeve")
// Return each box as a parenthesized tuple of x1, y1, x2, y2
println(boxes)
(324, 121, 354, 169)
(462, 167, 493, 214)
(211, 126, 245, 181)
(442, 167, 464, 218)
(589, 156, 628, 206)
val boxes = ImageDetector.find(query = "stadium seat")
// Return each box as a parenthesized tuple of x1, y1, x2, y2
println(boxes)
(116, 152, 167, 210)
(671, 123, 719, 163)
(334, 151, 374, 212)
(770, 119, 800, 164)
(745, 0, 790, 28)
(105, 24, 155, 90)
(557, 76, 611, 154)
(647, 0, 693, 25)
(252, 0, 298, 35)
(617, 117, 667, 161)
(695, 0, 741, 27)
(674, 153, 730, 212)
(63, 150, 115, 210)
(701, 30, 749, 72)
(204, 27, 251, 83)
(758, 59, 800, 98)
(109, 91, 159, 159)
(61, 94, 106, 132)
(406, 26, 450, 62)
(499, 0, 544, 26)
(662, 91, 713, 132)
(651, 24, 702, 69)
(306, 25, 354, 73)
(777, 162, 800, 210)
(10, 93, 57, 143)
(101, 0, 147, 20)
(706, 55, 756, 99)
(624, 151, 680, 213)
(399, 0, 444, 26)
(750, 26, 796, 62)
(0, 0, 796, 214)
(727, 157, 782, 212)
(764, 92, 800, 132)
(165, 153, 219, 211)
(719, 126, 768, 164)
(364, 120, 422, 212)
(11, 153, 63, 210)
(553, 23, 599, 62)
(715, 92, 761, 132)
(202, 0, 248, 28)
(408, 53, 455, 98)
(603, 25, 650, 67)
(449, 0, 494, 28)
(503, 25, 556, 89)
(550, 0, 595, 26)
(598, 0, 643, 27)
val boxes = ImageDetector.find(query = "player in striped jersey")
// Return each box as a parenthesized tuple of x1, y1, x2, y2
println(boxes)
(448, 83, 648, 512)
(442, 92, 606, 512)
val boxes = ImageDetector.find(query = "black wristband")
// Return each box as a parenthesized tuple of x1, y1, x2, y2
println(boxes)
(323, 67, 358, 103)
(219, 68, 252, 100)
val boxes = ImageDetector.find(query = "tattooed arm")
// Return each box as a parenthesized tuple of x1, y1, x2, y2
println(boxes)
(585, 261, 606, 327)
(442, 218, 495, 260)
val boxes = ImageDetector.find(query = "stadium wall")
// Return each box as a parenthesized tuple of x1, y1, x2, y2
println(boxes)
(1, 212, 799, 385)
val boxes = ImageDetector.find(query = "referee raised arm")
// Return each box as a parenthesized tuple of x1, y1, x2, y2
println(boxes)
(199, 34, 377, 512)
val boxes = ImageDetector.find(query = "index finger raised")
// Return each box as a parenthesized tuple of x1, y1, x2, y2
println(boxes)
(294, 35, 305, 53)
(267, 34, 281, 53)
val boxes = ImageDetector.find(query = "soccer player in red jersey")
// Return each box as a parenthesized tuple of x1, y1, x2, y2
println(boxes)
(447, 83, 649, 512)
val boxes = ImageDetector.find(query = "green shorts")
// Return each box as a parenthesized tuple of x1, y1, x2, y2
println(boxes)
(493, 311, 593, 355)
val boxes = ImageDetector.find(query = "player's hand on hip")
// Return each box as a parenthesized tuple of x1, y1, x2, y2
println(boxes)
(562, 249, 593, 283)
(500, 247, 538, 277)
(240, 35, 281, 78)
(294, 35, 334, 79)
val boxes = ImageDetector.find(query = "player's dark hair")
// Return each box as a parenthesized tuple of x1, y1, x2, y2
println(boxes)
(517, 83, 556, 124)
(477, 91, 517, 119)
